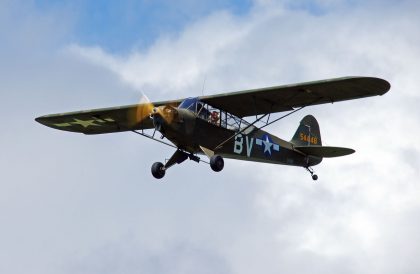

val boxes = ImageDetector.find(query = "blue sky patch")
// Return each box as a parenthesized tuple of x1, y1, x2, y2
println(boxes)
(34, 0, 253, 53)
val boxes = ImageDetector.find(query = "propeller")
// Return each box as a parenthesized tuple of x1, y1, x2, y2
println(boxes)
(151, 104, 179, 132)
(129, 92, 178, 131)
(135, 92, 154, 123)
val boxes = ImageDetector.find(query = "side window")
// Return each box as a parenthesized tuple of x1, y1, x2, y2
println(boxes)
(201, 104, 221, 126)
(197, 103, 210, 120)
(220, 111, 226, 128)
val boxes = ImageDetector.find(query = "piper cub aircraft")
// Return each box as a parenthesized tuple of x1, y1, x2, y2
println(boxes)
(35, 76, 390, 180)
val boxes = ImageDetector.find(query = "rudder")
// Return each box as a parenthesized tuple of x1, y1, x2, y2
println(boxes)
(291, 115, 322, 146)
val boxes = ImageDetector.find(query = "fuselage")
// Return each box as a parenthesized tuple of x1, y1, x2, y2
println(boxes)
(153, 103, 322, 167)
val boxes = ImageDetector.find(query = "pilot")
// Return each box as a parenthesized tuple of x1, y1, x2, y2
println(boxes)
(210, 111, 220, 125)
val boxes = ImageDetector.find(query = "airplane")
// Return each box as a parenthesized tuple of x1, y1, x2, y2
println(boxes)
(35, 76, 390, 180)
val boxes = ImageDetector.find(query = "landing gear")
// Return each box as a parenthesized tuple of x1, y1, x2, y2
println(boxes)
(210, 155, 224, 172)
(151, 162, 165, 179)
(305, 166, 318, 181)
(150, 150, 225, 179)
(151, 149, 201, 179)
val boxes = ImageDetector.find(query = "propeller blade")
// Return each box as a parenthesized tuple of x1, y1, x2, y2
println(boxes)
(129, 92, 178, 131)
(125, 92, 155, 128)
(136, 92, 154, 123)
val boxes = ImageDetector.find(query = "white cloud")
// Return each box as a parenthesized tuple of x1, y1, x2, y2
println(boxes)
(67, 11, 254, 99)
(2, 1, 420, 274)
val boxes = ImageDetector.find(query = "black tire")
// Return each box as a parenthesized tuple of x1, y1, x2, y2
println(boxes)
(151, 162, 165, 179)
(312, 174, 318, 181)
(210, 155, 224, 172)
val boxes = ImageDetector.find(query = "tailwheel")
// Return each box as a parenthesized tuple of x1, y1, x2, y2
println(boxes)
(151, 162, 165, 179)
(210, 155, 224, 172)
(305, 166, 318, 181)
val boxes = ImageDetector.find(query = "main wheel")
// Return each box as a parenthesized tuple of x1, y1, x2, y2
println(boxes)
(210, 155, 224, 172)
(151, 162, 165, 179)
(312, 174, 318, 181)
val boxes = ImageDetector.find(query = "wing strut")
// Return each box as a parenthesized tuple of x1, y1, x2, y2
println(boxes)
(213, 106, 306, 151)
(132, 130, 178, 149)
(214, 113, 269, 150)
(259, 106, 305, 131)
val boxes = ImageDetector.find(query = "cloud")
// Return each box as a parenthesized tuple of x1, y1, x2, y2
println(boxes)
(65, 241, 233, 274)
(2, 1, 420, 274)
(66, 10, 254, 98)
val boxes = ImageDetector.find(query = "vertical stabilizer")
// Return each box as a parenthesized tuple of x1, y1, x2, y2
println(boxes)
(291, 115, 322, 146)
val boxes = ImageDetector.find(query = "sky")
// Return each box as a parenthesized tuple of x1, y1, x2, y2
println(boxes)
(1, 0, 420, 273)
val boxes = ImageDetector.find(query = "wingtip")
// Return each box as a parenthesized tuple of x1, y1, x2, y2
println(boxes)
(34, 115, 59, 129)
(34, 116, 43, 123)
(381, 79, 391, 95)
(365, 76, 391, 95)
(34, 116, 47, 125)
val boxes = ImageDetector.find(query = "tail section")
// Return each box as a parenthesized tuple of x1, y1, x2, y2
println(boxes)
(291, 115, 322, 147)
(291, 115, 355, 160)
(291, 115, 355, 179)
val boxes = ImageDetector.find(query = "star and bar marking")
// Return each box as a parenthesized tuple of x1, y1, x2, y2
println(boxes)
(234, 133, 280, 158)
(53, 117, 115, 128)
(255, 134, 280, 156)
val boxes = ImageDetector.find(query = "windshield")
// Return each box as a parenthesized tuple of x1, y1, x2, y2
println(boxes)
(178, 97, 199, 112)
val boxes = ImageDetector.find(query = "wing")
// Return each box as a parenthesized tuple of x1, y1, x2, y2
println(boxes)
(36, 76, 390, 134)
(199, 77, 390, 118)
(35, 99, 181, 134)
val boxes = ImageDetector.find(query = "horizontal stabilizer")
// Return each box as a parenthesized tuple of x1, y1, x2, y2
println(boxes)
(295, 146, 355, 158)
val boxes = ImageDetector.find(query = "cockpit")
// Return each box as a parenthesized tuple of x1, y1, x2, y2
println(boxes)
(178, 97, 199, 112)
(178, 97, 255, 133)
(179, 97, 210, 120)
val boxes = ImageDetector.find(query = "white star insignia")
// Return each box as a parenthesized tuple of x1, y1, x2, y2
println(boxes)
(262, 135, 273, 155)
(255, 135, 280, 156)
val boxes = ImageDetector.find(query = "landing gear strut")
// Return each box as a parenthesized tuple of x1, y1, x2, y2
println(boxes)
(305, 166, 318, 181)
(151, 149, 200, 179)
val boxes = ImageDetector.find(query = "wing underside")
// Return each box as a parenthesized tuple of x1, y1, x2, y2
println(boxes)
(199, 76, 390, 118)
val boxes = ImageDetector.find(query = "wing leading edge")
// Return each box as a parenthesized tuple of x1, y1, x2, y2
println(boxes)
(199, 76, 390, 118)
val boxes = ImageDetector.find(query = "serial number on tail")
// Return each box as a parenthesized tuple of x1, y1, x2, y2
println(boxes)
(300, 133, 318, 145)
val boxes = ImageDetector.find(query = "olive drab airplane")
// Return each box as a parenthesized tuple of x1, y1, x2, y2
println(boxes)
(35, 76, 390, 180)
